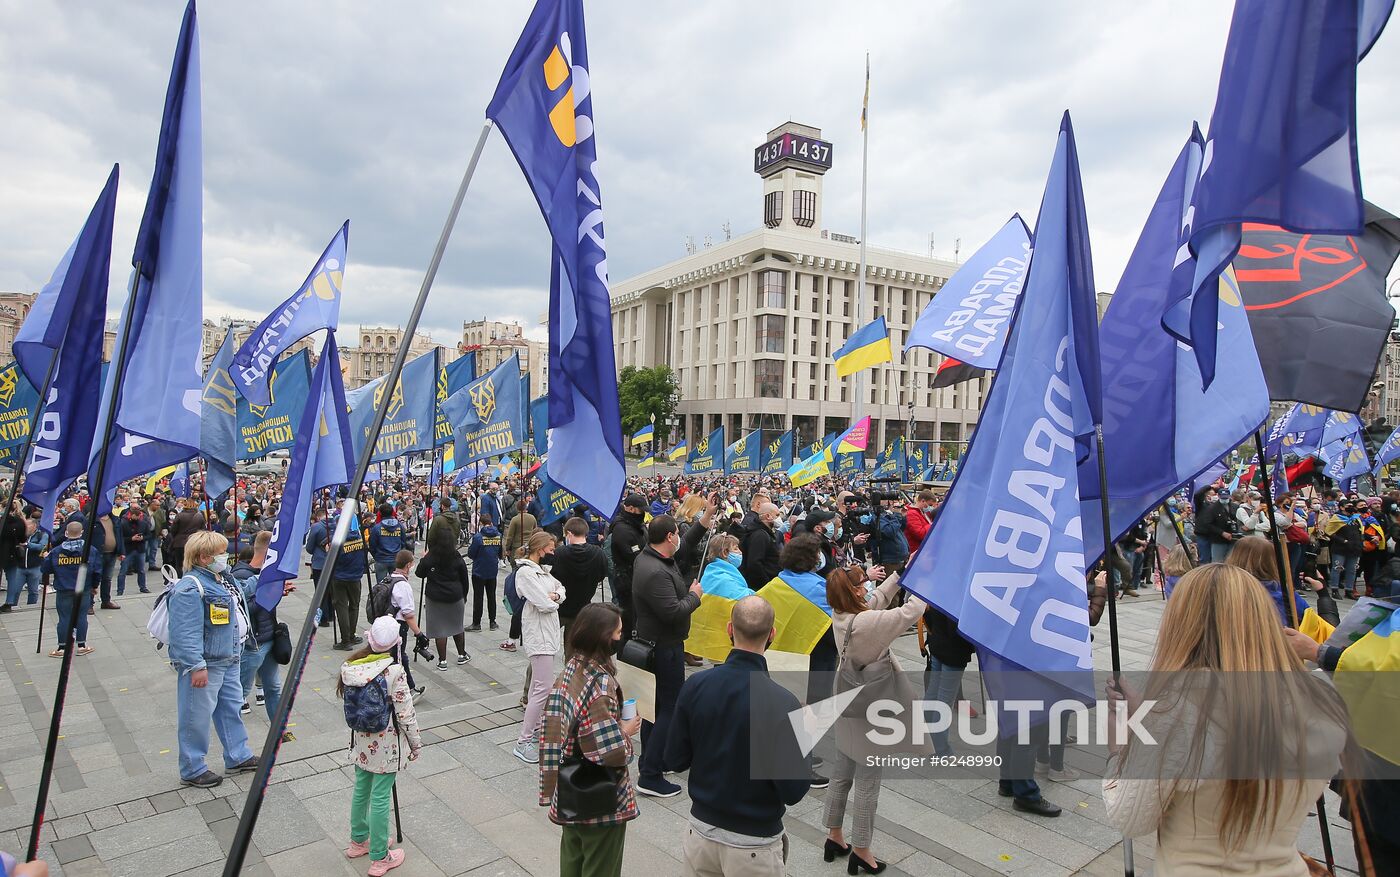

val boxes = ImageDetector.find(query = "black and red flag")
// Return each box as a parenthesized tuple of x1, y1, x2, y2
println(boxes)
(1234, 201, 1400, 411)
(932, 357, 987, 389)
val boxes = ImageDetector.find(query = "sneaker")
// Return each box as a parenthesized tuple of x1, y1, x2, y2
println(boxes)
(180, 770, 223, 788)
(240, 702, 252, 716)
(1048, 766, 1081, 782)
(499, 640, 517, 652)
(512, 741, 540, 764)
(100, 602, 121, 610)
(1121, 589, 1140, 598)
(437, 660, 448, 671)
(333, 642, 352, 651)
(410, 686, 425, 703)
(345, 839, 370, 859)
(465, 624, 481, 632)
(367, 848, 405, 876)
(346, 635, 364, 646)
(1034, 761, 1050, 777)
(456, 653, 470, 665)
(139, 587, 150, 594)
(75, 645, 94, 656)
(489, 621, 500, 631)
(0, 604, 12, 613)
(809, 772, 830, 789)
(229, 756, 259, 773)
(254, 691, 266, 706)
(636, 776, 683, 798)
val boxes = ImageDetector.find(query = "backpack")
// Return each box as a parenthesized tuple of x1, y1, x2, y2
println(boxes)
(343, 670, 393, 733)
(147, 566, 201, 649)
(366, 575, 398, 624)
(503, 569, 524, 616)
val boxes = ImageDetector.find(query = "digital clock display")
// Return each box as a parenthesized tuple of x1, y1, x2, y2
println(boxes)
(754, 133, 833, 174)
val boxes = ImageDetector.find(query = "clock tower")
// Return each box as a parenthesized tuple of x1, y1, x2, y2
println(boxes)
(754, 122, 833, 235)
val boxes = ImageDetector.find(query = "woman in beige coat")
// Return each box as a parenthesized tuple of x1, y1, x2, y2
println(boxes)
(822, 568, 926, 875)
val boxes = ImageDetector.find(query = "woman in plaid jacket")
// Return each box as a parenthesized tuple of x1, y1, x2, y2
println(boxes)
(539, 603, 640, 877)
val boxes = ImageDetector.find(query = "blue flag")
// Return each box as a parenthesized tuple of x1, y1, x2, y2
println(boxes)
(903, 113, 1100, 683)
(1164, 0, 1379, 387)
(17, 167, 119, 528)
(170, 461, 191, 499)
(873, 436, 904, 479)
(760, 430, 794, 475)
(1272, 403, 1331, 456)
(0, 363, 41, 455)
(685, 427, 724, 474)
(724, 429, 761, 475)
(1375, 425, 1400, 473)
(93, 1, 203, 515)
(487, 0, 625, 518)
(537, 463, 583, 527)
(345, 348, 438, 464)
(257, 331, 354, 610)
(1321, 434, 1371, 483)
(1080, 128, 1269, 565)
(529, 396, 549, 457)
(236, 349, 311, 459)
(1271, 450, 1288, 500)
(1321, 410, 1362, 448)
(907, 441, 930, 476)
(199, 328, 238, 501)
(433, 351, 478, 447)
(232, 222, 347, 407)
(906, 215, 1032, 369)
(440, 354, 527, 468)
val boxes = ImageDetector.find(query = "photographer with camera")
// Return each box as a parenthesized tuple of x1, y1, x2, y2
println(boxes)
(872, 491, 910, 575)
(840, 493, 876, 563)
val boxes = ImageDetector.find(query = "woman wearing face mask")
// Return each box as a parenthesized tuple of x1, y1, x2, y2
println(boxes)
(166, 531, 258, 789)
(698, 534, 754, 599)
(513, 530, 564, 764)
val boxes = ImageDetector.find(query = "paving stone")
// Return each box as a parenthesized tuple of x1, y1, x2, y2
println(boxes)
(57, 855, 116, 877)
(50, 833, 95, 865)
(103, 832, 224, 877)
(242, 786, 327, 856)
(196, 797, 234, 824)
(114, 799, 154, 823)
(89, 807, 206, 861)
(177, 787, 215, 806)
(262, 837, 360, 877)
(147, 790, 184, 814)
(461, 857, 533, 877)
(50, 813, 92, 839)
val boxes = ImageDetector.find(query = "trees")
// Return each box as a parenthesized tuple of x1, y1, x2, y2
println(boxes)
(617, 365, 680, 442)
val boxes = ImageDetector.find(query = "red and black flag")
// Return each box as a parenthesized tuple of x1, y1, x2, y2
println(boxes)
(932, 357, 987, 389)
(1234, 202, 1400, 411)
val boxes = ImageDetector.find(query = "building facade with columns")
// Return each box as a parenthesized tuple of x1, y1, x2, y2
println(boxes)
(608, 122, 984, 457)
(461, 319, 548, 397)
(342, 325, 454, 389)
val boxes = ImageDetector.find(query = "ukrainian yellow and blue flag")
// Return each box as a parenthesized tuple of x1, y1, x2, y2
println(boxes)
(631, 423, 654, 446)
(668, 441, 687, 461)
(833, 318, 892, 377)
(686, 575, 832, 663)
(1334, 603, 1400, 765)
(637, 452, 656, 468)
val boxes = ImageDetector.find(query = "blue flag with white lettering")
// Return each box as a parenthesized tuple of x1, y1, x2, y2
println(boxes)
(487, 0, 625, 518)
(903, 113, 1100, 684)
(345, 349, 438, 464)
(232, 222, 346, 407)
(529, 396, 549, 457)
(1080, 128, 1269, 565)
(906, 215, 1031, 369)
(199, 328, 238, 501)
(17, 167, 118, 529)
(0, 363, 41, 455)
(1163, 0, 1381, 387)
(257, 331, 354, 610)
(433, 351, 478, 447)
(92, 1, 203, 515)
(236, 349, 311, 460)
(1375, 424, 1400, 473)
(440, 354, 526, 468)
(1321, 434, 1371, 483)
(724, 429, 761, 475)
(537, 463, 583, 527)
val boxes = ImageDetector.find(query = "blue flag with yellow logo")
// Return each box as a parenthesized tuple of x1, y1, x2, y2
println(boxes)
(441, 353, 526, 468)
(199, 328, 238, 500)
(236, 348, 311, 459)
(232, 222, 347, 407)
(761, 430, 794, 475)
(257, 331, 353, 610)
(487, 0, 625, 518)
(537, 462, 583, 527)
(433, 351, 477, 447)
(685, 427, 723, 474)
(724, 428, 761, 475)
(0, 362, 41, 455)
(873, 436, 904, 479)
(345, 348, 438, 464)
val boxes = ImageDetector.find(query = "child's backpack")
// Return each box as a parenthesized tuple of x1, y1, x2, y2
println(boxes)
(344, 670, 393, 733)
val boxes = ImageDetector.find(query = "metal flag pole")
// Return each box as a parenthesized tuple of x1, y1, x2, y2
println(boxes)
(1252, 431, 1334, 872)
(852, 53, 870, 428)
(1091, 425, 1134, 877)
(28, 262, 143, 861)
(222, 119, 495, 875)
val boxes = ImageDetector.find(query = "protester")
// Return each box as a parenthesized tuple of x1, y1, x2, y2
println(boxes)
(368, 503, 405, 582)
(167, 531, 257, 788)
(1104, 563, 1351, 875)
(921, 602, 975, 758)
(1225, 536, 1324, 628)
(551, 517, 609, 647)
(697, 533, 753, 599)
(539, 603, 639, 877)
(513, 530, 563, 764)
(1325, 499, 1364, 599)
(416, 516, 471, 670)
(902, 489, 935, 555)
(1161, 543, 1196, 600)
(608, 493, 648, 638)
(166, 496, 206, 578)
(632, 515, 703, 798)
(665, 596, 811, 876)
(465, 517, 503, 631)
(375, 549, 425, 700)
(504, 493, 539, 565)
(1, 505, 44, 612)
(330, 513, 369, 650)
(1193, 485, 1235, 563)
(39, 521, 99, 657)
(115, 499, 153, 596)
(229, 533, 293, 730)
(305, 507, 333, 628)
(738, 503, 783, 590)
(339, 616, 423, 876)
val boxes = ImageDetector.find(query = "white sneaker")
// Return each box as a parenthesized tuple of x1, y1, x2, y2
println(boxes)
(1034, 761, 1049, 777)
(512, 741, 539, 764)
(1048, 766, 1080, 782)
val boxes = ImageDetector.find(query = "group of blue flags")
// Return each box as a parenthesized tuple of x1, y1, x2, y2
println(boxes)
(439, 354, 529, 469)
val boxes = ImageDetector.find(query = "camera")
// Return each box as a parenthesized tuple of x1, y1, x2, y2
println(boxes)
(412, 633, 434, 663)
(870, 490, 902, 504)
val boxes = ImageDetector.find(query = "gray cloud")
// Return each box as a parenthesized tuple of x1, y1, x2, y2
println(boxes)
(2, 0, 1398, 349)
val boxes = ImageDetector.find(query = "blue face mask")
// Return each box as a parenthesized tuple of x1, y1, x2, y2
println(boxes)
(859, 513, 873, 526)
(727, 551, 743, 566)
(775, 520, 789, 535)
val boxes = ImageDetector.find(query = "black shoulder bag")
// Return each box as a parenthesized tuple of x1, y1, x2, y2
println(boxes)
(554, 675, 625, 822)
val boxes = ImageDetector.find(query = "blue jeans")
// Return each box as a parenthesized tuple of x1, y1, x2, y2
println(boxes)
(5, 566, 41, 605)
(99, 552, 116, 604)
(117, 552, 148, 595)
(1330, 554, 1359, 592)
(54, 590, 91, 648)
(146, 539, 159, 568)
(176, 658, 254, 781)
(373, 561, 393, 582)
(1210, 541, 1233, 563)
(923, 656, 965, 756)
(239, 641, 283, 720)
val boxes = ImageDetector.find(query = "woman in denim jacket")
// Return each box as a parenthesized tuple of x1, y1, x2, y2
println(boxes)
(166, 531, 258, 788)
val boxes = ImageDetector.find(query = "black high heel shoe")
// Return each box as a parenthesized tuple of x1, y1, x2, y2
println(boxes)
(823, 839, 852, 862)
(847, 852, 886, 874)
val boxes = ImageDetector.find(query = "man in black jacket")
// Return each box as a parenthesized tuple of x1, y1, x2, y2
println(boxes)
(665, 595, 811, 875)
(1193, 485, 1234, 563)
(552, 517, 608, 650)
(739, 503, 783, 590)
(608, 493, 648, 637)
(632, 515, 702, 799)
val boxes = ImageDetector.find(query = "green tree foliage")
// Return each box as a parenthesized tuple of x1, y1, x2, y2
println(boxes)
(618, 365, 680, 442)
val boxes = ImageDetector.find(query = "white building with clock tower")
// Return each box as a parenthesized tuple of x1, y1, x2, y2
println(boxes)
(608, 121, 986, 462)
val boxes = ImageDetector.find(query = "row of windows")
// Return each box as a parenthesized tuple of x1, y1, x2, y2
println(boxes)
(762, 190, 818, 229)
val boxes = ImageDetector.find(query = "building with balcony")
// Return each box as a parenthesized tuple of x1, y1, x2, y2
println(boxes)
(343, 326, 454, 389)
(461, 319, 548, 397)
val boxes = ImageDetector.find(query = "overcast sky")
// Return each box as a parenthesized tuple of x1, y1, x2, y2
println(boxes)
(2, 1, 1398, 347)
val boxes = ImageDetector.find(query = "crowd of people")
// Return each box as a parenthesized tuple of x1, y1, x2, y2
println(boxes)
(0, 460, 1395, 876)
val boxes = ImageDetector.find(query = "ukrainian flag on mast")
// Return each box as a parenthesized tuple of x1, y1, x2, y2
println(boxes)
(833, 317, 892, 377)
(631, 423, 654, 446)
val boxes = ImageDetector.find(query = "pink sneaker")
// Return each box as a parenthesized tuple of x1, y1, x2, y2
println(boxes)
(368, 848, 405, 876)
(345, 839, 370, 859)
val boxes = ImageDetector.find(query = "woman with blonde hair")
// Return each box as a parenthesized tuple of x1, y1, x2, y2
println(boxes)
(675, 492, 708, 526)
(1161, 543, 1196, 600)
(513, 529, 563, 764)
(1226, 536, 1323, 628)
(1104, 563, 1356, 876)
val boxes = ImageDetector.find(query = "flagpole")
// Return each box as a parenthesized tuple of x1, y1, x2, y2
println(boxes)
(222, 119, 494, 875)
(27, 262, 144, 862)
(1092, 425, 1134, 877)
(852, 53, 870, 428)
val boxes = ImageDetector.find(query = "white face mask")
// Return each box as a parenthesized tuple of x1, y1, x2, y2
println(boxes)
(207, 558, 228, 575)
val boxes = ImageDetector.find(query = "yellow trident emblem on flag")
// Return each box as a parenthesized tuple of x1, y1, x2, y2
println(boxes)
(0, 366, 17, 408)
(373, 377, 405, 420)
(470, 380, 497, 423)
(248, 368, 279, 419)
(734, 437, 746, 456)
(695, 438, 708, 456)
